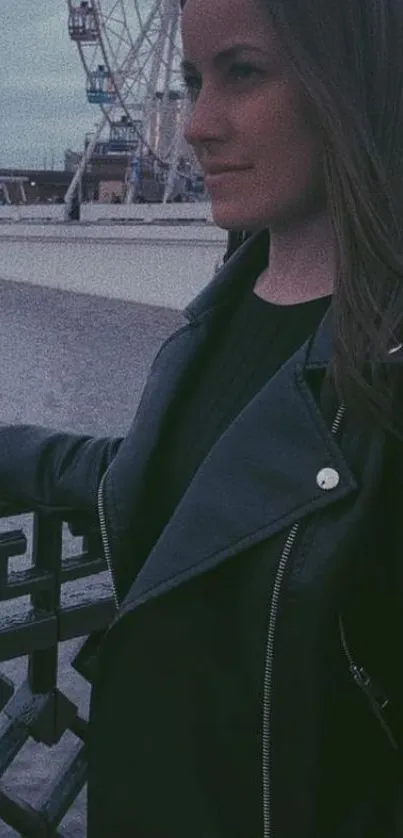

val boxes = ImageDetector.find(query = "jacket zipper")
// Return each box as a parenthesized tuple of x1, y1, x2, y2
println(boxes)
(262, 402, 346, 838)
(97, 471, 120, 612)
(338, 616, 398, 750)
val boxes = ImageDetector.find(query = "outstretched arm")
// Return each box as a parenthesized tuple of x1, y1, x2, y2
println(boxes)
(0, 424, 123, 521)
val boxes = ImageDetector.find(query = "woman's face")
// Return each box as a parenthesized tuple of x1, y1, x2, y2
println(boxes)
(181, 0, 326, 232)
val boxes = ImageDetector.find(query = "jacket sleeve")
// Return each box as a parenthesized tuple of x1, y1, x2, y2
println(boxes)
(0, 423, 123, 521)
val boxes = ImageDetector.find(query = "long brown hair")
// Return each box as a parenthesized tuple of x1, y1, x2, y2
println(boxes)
(181, 0, 403, 438)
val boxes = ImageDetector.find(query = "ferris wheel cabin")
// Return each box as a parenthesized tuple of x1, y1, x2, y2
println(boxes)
(87, 66, 117, 104)
(108, 116, 142, 153)
(68, 2, 98, 43)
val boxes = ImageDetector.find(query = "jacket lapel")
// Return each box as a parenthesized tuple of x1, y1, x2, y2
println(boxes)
(120, 335, 357, 614)
(107, 228, 359, 614)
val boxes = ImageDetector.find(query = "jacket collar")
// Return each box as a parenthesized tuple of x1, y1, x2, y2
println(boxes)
(184, 227, 270, 322)
(185, 227, 403, 369)
(184, 227, 334, 372)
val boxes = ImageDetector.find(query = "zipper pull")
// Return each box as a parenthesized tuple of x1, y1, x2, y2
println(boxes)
(349, 663, 398, 750)
(350, 664, 389, 710)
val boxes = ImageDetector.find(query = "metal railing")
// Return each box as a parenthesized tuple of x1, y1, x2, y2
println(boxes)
(0, 506, 114, 837)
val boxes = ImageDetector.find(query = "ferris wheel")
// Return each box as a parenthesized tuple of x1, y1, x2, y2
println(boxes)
(66, 0, 205, 207)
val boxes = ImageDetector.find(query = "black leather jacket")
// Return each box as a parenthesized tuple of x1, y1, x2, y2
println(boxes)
(1, 229, 402, 837)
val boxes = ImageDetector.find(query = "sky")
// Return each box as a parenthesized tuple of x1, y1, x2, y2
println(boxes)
(1, 1, 110, 170)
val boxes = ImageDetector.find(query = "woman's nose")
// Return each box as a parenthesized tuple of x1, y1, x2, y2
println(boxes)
(184, 86, 229, 148)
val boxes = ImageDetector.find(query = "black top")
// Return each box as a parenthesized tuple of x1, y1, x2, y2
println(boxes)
(147, 286, 331, 545)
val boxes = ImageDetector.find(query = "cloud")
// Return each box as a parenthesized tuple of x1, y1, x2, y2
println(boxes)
(0, 1, 103, 168)
(0, 0, 165, 169)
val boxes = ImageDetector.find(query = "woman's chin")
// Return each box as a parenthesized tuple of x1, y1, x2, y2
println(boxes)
(210, 204, 264, 233)
(209, 201, 257, 231)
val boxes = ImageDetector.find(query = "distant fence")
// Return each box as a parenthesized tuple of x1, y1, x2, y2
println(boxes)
(0, 508, 113, 837)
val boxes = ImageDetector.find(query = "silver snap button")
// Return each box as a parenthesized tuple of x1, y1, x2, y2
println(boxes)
(388, 343, 403, 355)
(316, 467, 340, 491)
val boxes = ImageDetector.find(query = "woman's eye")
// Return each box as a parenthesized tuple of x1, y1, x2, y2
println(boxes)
(181, 63, 262, 103)
(182, 76, 201, 102)
(228, 63, 261, 81)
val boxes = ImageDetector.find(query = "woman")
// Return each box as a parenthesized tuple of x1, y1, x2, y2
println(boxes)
(2, 0, 403, 834)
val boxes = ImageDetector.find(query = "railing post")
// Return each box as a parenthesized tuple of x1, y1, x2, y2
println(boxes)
(28, 513, 63, 696)
(0, 507, 114, 835)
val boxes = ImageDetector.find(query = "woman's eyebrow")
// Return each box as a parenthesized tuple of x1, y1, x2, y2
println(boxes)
(180, 43, 268, 73)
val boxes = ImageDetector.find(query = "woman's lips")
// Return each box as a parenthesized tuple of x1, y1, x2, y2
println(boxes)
(205, 167, 251, 187)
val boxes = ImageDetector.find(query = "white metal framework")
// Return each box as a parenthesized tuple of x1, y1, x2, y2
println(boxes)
(66, 0, 205, 209)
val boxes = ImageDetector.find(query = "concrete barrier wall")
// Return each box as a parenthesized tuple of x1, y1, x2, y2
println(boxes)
(0, 221, 228, 310)
(0, 205, 65, 222)
(0, 202, 214, 224)
(81, 202, 215, 223)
